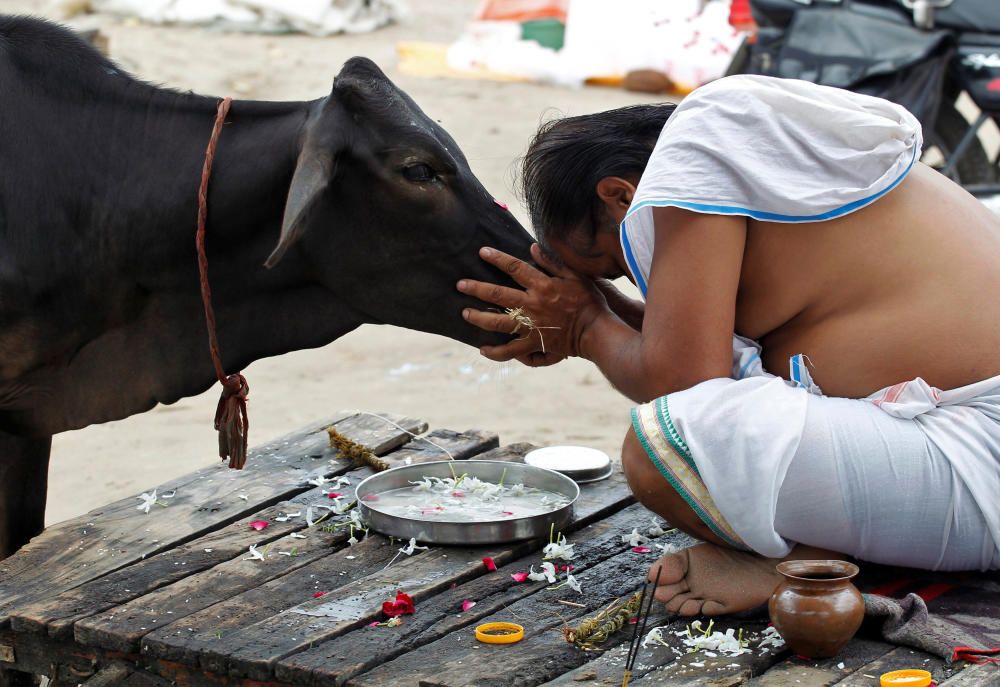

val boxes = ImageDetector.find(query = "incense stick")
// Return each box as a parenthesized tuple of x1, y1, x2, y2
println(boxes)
(622, 567, 662, 687)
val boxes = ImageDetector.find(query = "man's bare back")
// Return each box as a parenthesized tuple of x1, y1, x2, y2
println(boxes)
(738, 162, 1000, 398)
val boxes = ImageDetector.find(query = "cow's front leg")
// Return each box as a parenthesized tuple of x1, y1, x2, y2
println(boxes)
(0, 429, 51, 560)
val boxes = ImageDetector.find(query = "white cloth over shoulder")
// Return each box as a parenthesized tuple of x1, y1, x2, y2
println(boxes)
(620, 75, 922, 297)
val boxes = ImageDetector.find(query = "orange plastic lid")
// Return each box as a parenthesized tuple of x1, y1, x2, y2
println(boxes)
(880, 669, 933, 687)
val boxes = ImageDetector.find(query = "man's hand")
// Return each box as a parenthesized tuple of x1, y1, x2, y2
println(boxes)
(457, 244, 609, 366)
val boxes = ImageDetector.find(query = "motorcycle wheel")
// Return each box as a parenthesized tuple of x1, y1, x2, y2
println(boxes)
(922, 101, 997, 185)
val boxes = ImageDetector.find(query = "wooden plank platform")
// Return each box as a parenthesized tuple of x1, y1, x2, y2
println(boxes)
(1, 412, 997, 687)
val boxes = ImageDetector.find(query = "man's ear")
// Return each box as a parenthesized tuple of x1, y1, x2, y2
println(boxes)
(264, 147, 333, 269)
(595, 176, 637, 223)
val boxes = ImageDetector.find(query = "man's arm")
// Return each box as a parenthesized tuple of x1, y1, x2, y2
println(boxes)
(595, 279, 645, 331)
(579, 207, 744, 401)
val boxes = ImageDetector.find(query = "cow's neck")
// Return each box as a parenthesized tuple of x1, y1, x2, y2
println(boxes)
(4, 92, 367, 435)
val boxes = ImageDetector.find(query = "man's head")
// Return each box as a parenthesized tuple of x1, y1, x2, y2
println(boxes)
(519, 103, 676, 274)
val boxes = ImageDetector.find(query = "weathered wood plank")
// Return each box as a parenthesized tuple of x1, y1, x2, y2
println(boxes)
(938, 663, 1000, 687)
(825, 646, 945, 687)
(53, 430, 499, 654)
(6, 413, 433, 637)
(378, 429, 499, 468)
(274, 504, 682, 686)
(546, 618, 776, 687)
(349, 539, 676, 687)
(0, 412, 425, 625)
(172, 469, 634, 681)
(129, 428, 501, 669)
(741, 643, 934, 687)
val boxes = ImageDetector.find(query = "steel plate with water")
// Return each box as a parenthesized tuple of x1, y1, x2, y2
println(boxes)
(356, 460, 579, 545)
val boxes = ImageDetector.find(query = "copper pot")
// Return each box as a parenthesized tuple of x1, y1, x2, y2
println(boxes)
(768, 560, 864, 658)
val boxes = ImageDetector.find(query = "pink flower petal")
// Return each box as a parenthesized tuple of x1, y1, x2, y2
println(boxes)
(362, 494, 379, 502)
(501, 511, 515, 517)
(510, 571, 530, 583)
(482, 557, 497, 571)
(461, 599, 477, 612)
(629, 616, 639, 625)
(494, 199, 509, 210)
(451, 491, 466, 498)
(249, 520, 269, 531)
(557, 565, 575, 571)
(367, 621, 381, 627)
(313, 591, 327, 598)
(631, 546, 652, 553)
(326, 492, 343, 499)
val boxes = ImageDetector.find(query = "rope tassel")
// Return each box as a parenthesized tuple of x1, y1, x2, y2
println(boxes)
(196, 96, 250, 470)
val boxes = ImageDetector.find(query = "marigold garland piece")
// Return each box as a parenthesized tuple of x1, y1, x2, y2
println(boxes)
(564, 590, 644, 650)
(327, 427, 389, 471)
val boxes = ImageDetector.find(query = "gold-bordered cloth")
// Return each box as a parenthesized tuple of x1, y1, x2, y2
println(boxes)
(631, 396, 747, 550)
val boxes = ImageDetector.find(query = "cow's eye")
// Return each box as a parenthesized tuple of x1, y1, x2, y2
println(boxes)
(402, 163, 436, 183)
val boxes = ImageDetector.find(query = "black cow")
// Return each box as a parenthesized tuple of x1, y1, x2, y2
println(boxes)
(0, 16, 533, 559)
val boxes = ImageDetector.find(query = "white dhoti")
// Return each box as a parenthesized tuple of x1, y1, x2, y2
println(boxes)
(631, 343, 1000, 571)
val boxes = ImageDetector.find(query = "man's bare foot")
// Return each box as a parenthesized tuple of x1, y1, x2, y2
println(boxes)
(648, 543, 842, 616)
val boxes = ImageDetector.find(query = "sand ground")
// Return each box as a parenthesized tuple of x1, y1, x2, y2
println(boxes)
(0, 0, 660, 524)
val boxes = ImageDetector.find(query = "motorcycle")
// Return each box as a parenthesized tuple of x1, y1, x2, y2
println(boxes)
(726, 0, 1000, 195)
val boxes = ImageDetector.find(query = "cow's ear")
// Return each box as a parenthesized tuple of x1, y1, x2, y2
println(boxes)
(264, 147, 333, 269)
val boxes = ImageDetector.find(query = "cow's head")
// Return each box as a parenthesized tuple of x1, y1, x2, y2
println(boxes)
(266, 57, 534, 346)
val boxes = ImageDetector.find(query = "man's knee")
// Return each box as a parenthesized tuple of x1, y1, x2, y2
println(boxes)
(620, 421, 728, 547)
(621, 424, 667, 507)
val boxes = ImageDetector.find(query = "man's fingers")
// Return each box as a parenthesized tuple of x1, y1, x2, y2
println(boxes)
(463, 308, 522, 334)
(456, 278, 525, 309)
(479, 337, 540, 362)
(478, 247, 543, 288)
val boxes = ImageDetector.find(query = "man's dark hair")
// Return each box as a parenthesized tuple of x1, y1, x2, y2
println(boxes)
(520, 103, 676, 250)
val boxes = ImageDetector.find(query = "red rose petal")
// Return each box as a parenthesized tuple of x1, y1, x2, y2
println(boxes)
(631, 546, 652, 553)
(382, 591, 416, 618)
(326, 492, 343, 499)
(482, 557, 497, 571)
(249, 520, 269, 531)
(313, 591, 327, 598)
(461, 599, 476, 612)
(511, 571, 530, 583)
(501, 511, 515, 517)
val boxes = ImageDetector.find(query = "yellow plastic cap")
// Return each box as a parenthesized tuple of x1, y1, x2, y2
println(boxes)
(475, 622, 524, 644)
(880, 669, 933, 687)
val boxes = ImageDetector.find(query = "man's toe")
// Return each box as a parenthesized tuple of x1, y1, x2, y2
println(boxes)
(664, 591, 694, 614)
(649, 549, 690, 586)
(677, 598, 706, 616)
(700, 599, 730, 616)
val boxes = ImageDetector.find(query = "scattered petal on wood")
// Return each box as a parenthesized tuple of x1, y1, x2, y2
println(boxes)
(382, 591, 415, 618)
(249, 520, 269, 531)
(631, 546, 652, 553)
(482, 557, 497, 571)
(399, 538, 428, 556)
(326, 492, 343, 499)
(511, 571, 530, 583)
(461, 600, 476, 612)
(135, 490, 158, 514)
(244, 544, 264, 561)
(313, 591, 327, 598)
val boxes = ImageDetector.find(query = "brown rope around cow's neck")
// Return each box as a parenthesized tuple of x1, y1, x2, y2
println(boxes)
(196, 96, 249, 470)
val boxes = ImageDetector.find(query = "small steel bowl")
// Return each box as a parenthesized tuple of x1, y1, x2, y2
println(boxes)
(355, 460, 579, 545)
